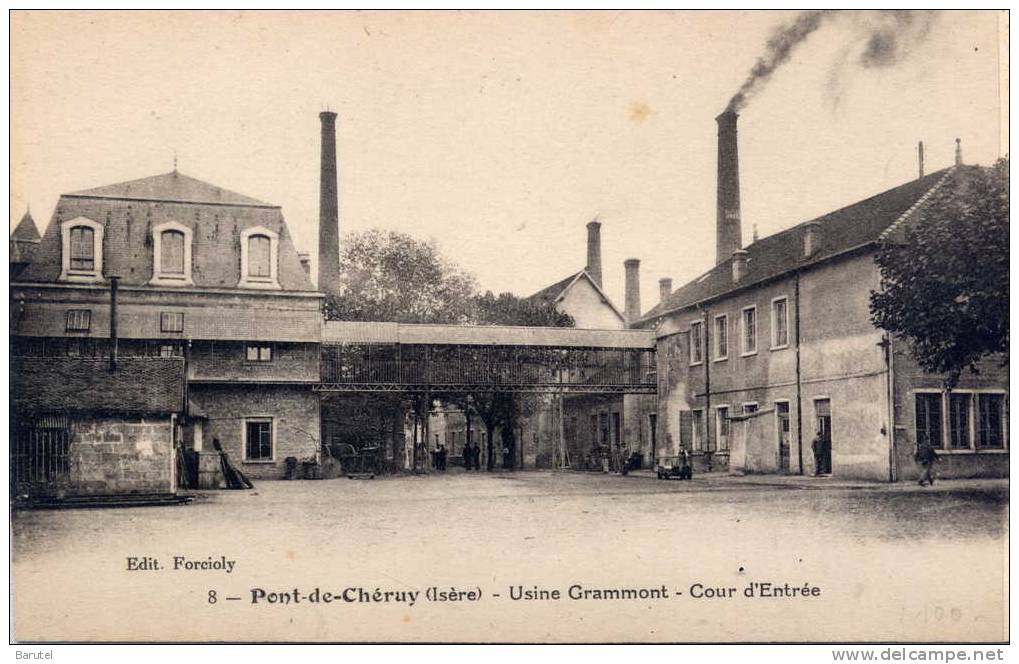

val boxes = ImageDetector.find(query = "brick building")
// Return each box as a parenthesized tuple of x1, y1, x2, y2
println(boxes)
(10, 169, 323, 497)
(632, 112, 1008, 481)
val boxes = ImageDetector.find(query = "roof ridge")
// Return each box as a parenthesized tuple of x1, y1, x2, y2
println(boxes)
(876, 167, 957, 242)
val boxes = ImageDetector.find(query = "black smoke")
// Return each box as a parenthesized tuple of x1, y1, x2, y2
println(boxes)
(725, 10, 939, 113)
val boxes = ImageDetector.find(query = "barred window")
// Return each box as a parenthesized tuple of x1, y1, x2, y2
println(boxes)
(66, 309, 91, 332)
(160, 312, 184, 333)
(915, 393, 944, 450)
(977, 394, 1005, 449)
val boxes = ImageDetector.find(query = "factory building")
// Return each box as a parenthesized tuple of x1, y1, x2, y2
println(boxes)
(633, 112, 1008, 481)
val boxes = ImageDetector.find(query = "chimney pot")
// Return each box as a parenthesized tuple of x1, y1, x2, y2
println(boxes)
(658, 277, 673, 303)
(624, 258, 641, 326)
(732, 249, 749, 283)
(586, 220, 603, 287)
(803, 221, 821, 258)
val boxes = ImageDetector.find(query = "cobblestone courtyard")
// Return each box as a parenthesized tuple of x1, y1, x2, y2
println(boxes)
(12, 471, 1008, 643)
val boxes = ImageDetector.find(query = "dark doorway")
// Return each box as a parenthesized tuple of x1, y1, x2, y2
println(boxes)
(776, 401, 791, 472)
(648, 414, 657, 464)
(814, 398, 832, 475)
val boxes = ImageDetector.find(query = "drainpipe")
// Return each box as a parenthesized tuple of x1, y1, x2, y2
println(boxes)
(794, 271, 804, 475)
(883, 334, 897, 483)
(108, 276, 120, 372)
(699, 305, 712, 471)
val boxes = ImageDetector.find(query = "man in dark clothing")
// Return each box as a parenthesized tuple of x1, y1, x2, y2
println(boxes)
(915, 442, 938, 486)
(471, 442, 481, 471)
(811, 433, 825, 476)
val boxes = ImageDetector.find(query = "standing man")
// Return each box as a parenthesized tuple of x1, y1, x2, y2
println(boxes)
(915, 441, 938, 486)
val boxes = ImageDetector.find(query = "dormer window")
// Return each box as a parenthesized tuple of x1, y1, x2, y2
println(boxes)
(59, 217, 104, 283)
(238, 226, 280, 289)
(247, 234, 271, 278)
(150, 221, 194, 286)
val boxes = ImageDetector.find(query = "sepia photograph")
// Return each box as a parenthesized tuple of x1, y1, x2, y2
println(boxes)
(7, 9, 1009, 647)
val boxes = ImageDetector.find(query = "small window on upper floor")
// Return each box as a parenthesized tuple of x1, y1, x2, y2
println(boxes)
(160, 312, 184, 333)
(150, 221, 194, 286)
(60, 217, 104, 283)
(246, 343, 273, 362)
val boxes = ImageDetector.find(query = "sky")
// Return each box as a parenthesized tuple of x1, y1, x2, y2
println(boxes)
(10, 10, 1007, 312)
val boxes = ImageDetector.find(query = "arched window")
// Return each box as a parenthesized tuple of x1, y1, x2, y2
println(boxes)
(59, 217, 104, 283)
(238, 226, 279, 289)
(69, 226, 95, 271)
(149, 221, 193, 286)
(247, 234, 272, 278)
(160, 230, 185, 275)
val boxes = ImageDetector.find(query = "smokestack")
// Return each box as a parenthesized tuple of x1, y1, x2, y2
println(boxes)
(658, 277, 672, 304)
(586, 220, 603, 287)
(318, 111, 340, 299)
(716, 111, 742, 266)
(917, 141, 925, 179)
(624, 259, 641, 325)
(731, 249, 748, 283)
(955, 138, 963, 166)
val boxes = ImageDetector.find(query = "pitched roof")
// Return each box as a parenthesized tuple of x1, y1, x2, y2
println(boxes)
(528, 270, 585, 303)
(67, 171, 274, 208)
(11, 209, 40, 241)
(526, 269, 626, 323)
(637, 167, 956, 323)
(12, 356, 185, 415)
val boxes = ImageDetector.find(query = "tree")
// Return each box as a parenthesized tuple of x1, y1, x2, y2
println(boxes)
(471, 290, 575, 327)
(870, 159, 1008, 388)
(324, 229, 477, 323)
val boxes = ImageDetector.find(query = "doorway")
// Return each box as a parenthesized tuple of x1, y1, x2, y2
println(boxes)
(814, 398, 832, 475)
(776, 401, 791, 472)
(648, 414, 657, 464)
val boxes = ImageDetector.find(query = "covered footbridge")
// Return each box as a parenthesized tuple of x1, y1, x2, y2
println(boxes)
(318, 321, 657, 394)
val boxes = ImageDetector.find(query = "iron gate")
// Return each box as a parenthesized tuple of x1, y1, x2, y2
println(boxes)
(12, 415, 71, 494)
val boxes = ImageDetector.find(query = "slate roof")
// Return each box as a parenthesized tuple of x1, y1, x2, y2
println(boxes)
(11, 356, 185, 415)
(637, 167, 957, 324)
(11, 210, 40, 241)
(16, 172, 315, 291)
(67, 171, 274, 208)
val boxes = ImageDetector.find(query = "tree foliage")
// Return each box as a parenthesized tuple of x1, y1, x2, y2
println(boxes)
(870, 159, 1008, 387)
(324, 229, 478, 324)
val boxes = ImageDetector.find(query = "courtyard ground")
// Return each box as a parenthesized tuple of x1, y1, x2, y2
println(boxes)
(11, 470, 1008, 643)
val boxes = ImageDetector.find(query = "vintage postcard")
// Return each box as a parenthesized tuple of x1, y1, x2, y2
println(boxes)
(8, 10, 1009, 645)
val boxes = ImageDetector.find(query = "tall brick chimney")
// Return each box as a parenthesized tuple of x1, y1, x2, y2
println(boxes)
(716, 110, 742, 266)
(624, 258, 641, 326)
(318, 111, 341, 298)
(586, 220, 603, 288)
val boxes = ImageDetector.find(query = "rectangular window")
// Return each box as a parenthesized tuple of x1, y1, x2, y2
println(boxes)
(915, 393, 944, 450)
(159, 344, 180, 358)
(977, 394, 1006, 449)
(771, 297, 789, 349)
(948, 393, 972, 449)
(741, 306, 757, 355)
(244, 419, 273, 461)
(160, 312, 184, 333)
(248, 235, 272, 278)
(246, 344, 273, 362)
(714, 315, 728, 360)
(743, 402, 759, 415)
(690, 320, 704, 365)
(69, 226, 95, 271)
(715, 406, 730, 450)
(66, 309, 91, 332)
(692, 409, 705, 451)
